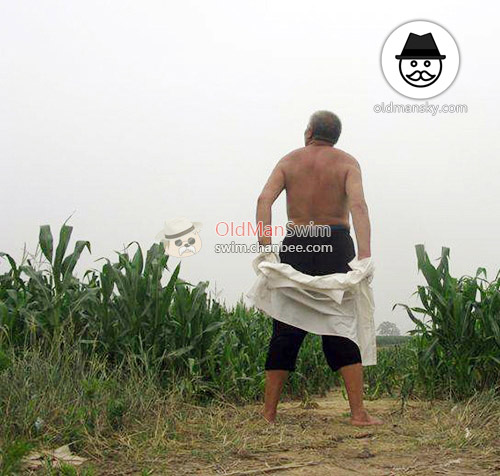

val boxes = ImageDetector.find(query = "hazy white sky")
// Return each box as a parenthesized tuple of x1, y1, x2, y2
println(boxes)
(1, 1, 499, 334)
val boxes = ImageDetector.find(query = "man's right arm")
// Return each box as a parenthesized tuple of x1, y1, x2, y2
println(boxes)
(345, 159, 371, 259)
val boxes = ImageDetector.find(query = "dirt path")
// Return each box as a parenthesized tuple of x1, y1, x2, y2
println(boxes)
(88, 389, 499, 475)
(166, 389, 499, 476)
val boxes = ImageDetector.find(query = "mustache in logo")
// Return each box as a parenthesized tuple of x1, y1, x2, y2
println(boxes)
(406, 70, 436, 81)
(179, 245, 196, 255)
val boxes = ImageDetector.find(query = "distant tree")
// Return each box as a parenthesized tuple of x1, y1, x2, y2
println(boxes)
(377, 321, 401, 336)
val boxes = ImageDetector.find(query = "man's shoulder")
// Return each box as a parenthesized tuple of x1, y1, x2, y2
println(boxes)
(279, 146, 359, 166)
(333, 147, 360, 168)
(275, 147, 304, 167)
(283, 147, 305, 159)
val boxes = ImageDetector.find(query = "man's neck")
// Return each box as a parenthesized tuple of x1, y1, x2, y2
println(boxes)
(307, 139, 334, 147)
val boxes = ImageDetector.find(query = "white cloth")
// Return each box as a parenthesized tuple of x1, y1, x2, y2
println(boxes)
(247, 252, 377, 366)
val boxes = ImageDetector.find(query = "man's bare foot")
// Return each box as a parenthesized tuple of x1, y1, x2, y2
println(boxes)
(261, 409, 276, 424)
(350, 409, 384, 426)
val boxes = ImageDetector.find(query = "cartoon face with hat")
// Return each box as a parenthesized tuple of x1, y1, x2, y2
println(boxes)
(396, 33, 446, 88)
(155, 217, 202, 258)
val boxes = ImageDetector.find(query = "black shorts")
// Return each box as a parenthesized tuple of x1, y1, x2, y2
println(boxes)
(264, 224, 362, 372)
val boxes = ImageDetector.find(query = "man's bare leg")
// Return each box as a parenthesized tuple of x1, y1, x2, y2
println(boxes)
(261, 370, 289, 423)
(339, 363, 384, 426)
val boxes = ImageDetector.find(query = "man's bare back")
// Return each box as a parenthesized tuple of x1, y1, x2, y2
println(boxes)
(256, 141, 371, 259)
(280, 145, 353, 229)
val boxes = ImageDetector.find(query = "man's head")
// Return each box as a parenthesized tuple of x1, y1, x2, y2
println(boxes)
(304, 110, 342, 146)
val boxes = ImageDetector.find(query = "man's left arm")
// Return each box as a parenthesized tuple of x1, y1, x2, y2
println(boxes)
(256, 160, 285, 247)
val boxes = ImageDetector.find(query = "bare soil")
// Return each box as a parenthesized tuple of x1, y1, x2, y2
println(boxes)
(71, 389, 500, 475)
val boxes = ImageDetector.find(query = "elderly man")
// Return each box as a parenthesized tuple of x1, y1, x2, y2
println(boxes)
(255, 110, 383, 426)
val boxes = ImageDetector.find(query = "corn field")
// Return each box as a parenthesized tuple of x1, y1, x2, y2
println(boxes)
(0, 224, 498, 408)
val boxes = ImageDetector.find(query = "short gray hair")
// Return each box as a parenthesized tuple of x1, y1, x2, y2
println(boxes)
(308, 110, 342, 144)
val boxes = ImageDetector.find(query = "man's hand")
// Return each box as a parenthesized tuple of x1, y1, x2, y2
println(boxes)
(258, 236, 272, 247)
(258, 234, 272, 253)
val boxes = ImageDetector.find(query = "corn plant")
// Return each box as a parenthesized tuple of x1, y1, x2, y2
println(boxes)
(394, 244, 500, 400)
(0, 220, 93, 346)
